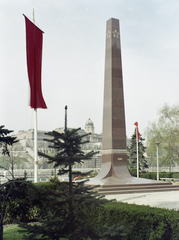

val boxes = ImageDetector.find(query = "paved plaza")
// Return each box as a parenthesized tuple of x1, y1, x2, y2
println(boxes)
(105, 190, 179, 210)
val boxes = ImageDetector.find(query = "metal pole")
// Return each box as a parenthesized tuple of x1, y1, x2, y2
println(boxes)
(136, 126, 139, 178)
(155, 142, 160, 181)
(157, 145, 159, 181)
(65, 105, 67, 131)
(34, 108, 38, 182)
(137, 139, 139, 178)
(33, 9, 38, 183)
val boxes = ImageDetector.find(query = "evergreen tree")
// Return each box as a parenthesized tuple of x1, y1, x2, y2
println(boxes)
(0, 126, 40, 240)
(0, 125, 18, 156)
(20, 107, 131, 240)
(0, 178, 41, 240)
(128, 129, 148, 171)
(19, 107, 104, 239)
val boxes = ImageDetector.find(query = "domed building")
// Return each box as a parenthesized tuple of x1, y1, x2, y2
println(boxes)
(15, 118, 103, 169)
(85, 118, 94, 134)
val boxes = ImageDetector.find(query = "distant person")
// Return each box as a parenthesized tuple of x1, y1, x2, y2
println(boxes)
(24, 170, 27, 179)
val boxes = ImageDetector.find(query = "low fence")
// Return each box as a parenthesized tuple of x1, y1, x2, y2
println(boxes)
(2, 166, 178, 184)
(0, 168, 100, 184)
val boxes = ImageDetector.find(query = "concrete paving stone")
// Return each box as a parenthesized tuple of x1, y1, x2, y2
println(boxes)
(105, 191, 179, 210)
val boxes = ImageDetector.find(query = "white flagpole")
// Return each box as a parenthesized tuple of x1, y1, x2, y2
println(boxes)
(136, 127, 139, 178)
(155, 142, 160, 181)
(34, 109, 38, 182)
(32, 9, 38, 183)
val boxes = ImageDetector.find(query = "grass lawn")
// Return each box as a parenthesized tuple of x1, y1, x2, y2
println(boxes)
(3, 225, 24, 240)
(3, 225, 44, 240)
(3, 224, 66, 240)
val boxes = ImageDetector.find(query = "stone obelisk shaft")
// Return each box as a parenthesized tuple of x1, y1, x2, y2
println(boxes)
(87, 18, 130, 186)
(101, 18, 130, 179)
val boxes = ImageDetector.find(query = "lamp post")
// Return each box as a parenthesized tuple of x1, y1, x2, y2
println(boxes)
(155, 142, 160, 181)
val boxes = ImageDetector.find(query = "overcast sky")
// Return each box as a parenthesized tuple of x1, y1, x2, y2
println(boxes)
(1, 0, 179, 138)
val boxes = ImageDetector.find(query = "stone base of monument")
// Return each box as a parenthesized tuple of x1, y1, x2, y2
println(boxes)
(94, 182, 179, 195)
(87, 181, 179, 195)
(86, 173, 179, 195)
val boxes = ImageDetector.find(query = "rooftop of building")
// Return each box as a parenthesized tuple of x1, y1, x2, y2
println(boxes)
(85, 118, 94, 127)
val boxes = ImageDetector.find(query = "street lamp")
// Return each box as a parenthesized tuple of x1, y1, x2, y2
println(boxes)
(155, 142, 160, 181)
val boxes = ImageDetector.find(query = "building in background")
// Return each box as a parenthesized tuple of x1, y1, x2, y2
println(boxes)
(15, 119, 103, 169)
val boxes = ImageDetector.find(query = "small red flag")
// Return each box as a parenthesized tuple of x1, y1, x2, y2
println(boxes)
(24, 15, 47, 109)
(134, 122, 139, 142)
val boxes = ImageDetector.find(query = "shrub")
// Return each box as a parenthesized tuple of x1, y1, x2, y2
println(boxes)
(129, 169, 179, 181)
(89, 202, 179, 240)
(128, 168, 137, 177)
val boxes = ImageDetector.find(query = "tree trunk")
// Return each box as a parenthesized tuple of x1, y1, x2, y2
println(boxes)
(12, 161, 14, 179)
(68, 164, 73, 238)
(0, 194, 9, 240)
(69, 164, 72, 195)
(0, 222, 3, 240)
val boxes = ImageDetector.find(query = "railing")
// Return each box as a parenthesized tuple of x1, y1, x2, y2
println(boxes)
(0, 168, 100, 184)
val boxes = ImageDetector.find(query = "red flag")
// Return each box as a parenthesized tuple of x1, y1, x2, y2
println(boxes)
(134, 122, 139, 142)
(24, 15, 47, 109)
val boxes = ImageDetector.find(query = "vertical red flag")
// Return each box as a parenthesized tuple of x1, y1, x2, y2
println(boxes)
(23, 15, 47, 109)
(134, 122, 139, 142)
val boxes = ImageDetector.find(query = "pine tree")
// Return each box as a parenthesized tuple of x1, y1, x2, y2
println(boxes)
(0, 126, 24, 240)
(128, 129, 149, 171)
(19, 107, 111, 239)
(0, 125, 18, 156)
(0, 178, 41, 240)
(19, 107, 132, 239)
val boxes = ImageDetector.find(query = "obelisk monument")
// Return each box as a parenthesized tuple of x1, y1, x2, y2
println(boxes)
(101, 17, 130, 177)
(89, 18, 131, 185)
(88, 18, 174, 192)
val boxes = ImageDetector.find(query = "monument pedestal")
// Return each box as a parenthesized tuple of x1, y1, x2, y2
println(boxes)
(87, 18, 179, 194)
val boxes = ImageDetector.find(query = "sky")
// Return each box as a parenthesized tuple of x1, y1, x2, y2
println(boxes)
(1, 0, 179, 138)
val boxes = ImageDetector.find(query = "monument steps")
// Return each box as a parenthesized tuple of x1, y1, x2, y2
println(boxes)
(95, 182, 179, 195)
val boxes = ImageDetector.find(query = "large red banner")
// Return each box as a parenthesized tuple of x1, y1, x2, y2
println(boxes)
(24, 15, 47, 109)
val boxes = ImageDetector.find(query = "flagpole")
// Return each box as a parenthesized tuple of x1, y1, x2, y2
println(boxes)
(24, 11, 47, 182)
(136, 129, 139, 178)
(32, 9, 38, 183)
(34, 108, 38, 182)
(134, 122, 139, 178)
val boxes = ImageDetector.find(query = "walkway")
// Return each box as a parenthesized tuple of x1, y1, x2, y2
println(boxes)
(105, 190, 179, 210)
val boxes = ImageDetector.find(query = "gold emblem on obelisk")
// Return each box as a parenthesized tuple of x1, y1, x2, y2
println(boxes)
(112, 29, 119, 38)
(106, 30, 111, 39)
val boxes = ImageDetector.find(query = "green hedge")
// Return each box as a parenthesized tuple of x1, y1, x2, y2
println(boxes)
(35, 179, 60, 190)
(129, 169, 179, 180)
(90, 202, 179, 240)
(3, 180, 179, 239)
(2, 181, 59, 224)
